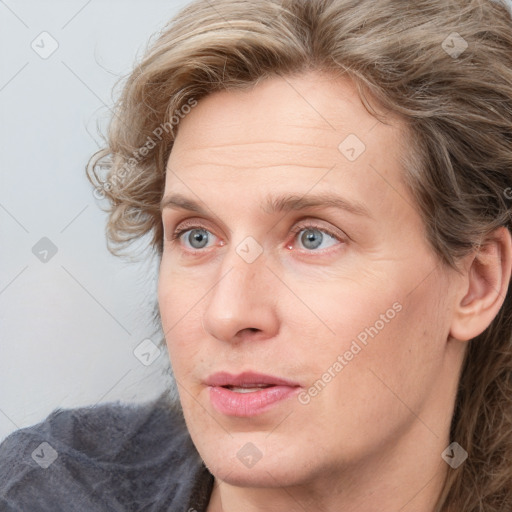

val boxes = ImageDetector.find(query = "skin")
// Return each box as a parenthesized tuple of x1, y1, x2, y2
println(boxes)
(157, 71, 512, 512)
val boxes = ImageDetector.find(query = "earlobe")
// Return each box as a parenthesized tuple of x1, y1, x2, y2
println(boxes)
(450, 227, 512, 342)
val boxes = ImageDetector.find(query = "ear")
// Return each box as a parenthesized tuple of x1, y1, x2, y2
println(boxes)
(450, 226, 512, 342)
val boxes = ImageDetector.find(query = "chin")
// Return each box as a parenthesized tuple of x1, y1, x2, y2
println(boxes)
(208, 458, 305, 488)
(199, 437, 312, 488)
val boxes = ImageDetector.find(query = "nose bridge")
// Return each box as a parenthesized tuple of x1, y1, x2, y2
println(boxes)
(215, 233, 266, 301)
(206, 245, 261, 317)
(201, 240, 277, 342)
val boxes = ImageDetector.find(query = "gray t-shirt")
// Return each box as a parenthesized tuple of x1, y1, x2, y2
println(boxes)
(0, 393, 213, 511)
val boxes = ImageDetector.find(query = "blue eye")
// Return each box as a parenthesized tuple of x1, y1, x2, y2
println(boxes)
(297, 228, 339, 251)
(180, 228, 212, 249)
(170, 223, 343, 254)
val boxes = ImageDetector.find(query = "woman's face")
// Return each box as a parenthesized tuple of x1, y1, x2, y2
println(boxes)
(158, 72, 465, 494)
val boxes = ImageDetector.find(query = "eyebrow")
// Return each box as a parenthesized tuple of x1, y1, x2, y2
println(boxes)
(160, 192, 372, 218)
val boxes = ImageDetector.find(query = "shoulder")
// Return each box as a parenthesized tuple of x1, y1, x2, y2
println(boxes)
(0, 394, 211, 511)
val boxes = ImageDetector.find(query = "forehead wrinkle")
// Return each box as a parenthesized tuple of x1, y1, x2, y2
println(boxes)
(172, 138, 343, 153)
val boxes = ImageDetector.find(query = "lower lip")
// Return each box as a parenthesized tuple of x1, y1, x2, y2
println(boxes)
(209, 385, 300, 417)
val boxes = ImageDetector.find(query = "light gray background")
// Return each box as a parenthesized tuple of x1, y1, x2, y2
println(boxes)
(0, 0, 190, 442)
(1, 0, 511, 443)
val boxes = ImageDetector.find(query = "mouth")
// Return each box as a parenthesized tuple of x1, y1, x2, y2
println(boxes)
(204, 371, 301, 417)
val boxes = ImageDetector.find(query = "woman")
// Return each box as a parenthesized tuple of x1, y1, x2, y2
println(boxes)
(1, 0, 512, 510)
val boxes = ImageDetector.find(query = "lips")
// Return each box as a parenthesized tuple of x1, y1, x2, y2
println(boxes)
(205, 371, 301, 417)
(205, 371, 299, 388)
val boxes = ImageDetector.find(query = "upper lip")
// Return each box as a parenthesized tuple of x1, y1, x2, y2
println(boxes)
(204, 371, 300, 388)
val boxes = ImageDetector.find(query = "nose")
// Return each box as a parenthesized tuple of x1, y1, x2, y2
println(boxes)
(201, 247, 280, 344)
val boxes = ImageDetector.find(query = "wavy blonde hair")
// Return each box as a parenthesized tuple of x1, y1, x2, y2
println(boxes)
(87, 0, 512, 509)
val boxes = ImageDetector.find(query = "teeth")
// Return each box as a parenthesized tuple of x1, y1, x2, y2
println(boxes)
(227, 385, 271, 393)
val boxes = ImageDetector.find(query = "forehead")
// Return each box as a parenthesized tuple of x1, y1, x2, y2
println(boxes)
(165, 71, 409, 217)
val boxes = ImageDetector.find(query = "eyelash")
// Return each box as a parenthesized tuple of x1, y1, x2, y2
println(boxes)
(168, 220, 345, 254)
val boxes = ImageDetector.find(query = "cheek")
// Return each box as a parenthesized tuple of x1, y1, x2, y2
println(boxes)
(157, 268, 203, 372)
(371, 281, 452, 393)
(286, 283, 448, 463)
(294, 264, 449, 398)
(292, 273, 404, 355)
(327, 277, 450, 419)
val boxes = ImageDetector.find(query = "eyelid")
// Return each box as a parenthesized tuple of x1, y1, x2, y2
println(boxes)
(167, 218, 218, 240)
(289, 220, 347, 243)
(170, 220, 344, 241)
(170, 223, 220, 248)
